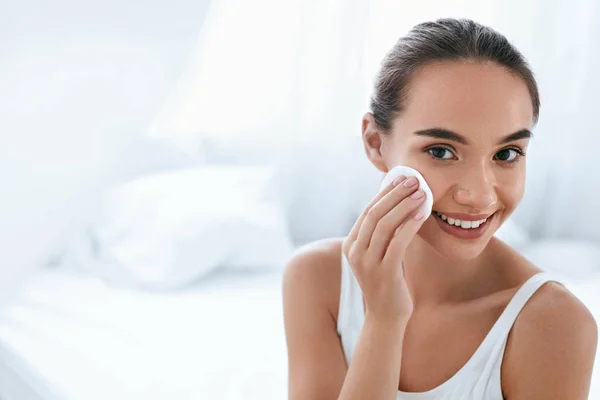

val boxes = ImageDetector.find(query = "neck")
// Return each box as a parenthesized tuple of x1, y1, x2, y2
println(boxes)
(403, 236, 498, 310)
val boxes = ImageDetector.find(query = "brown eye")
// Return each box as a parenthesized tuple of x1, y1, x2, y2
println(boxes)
(427, 147, 454, 160)
(494, 148, 518, 162)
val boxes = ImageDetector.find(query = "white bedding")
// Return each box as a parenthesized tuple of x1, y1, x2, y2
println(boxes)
(1, 249, 599, 400)
(0, 269, 288, 400)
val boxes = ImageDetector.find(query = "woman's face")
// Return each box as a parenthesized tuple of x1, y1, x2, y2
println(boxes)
(364, 60, 534, 261)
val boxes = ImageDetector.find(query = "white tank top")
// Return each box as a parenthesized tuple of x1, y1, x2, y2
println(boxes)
(336, 252, 563, 400)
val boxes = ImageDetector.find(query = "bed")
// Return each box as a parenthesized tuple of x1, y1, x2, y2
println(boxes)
(2, 262, 600, 400)
(2, 252, 600, 399)
(0, 268, 288, 400)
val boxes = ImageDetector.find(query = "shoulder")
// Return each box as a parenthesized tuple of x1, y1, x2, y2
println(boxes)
(502, 278, 598, 398)
(515, 280, 597, 345)
(491, 237, 597, 339)
(283, 237, 345, 320)
(283, 238, 350, 398)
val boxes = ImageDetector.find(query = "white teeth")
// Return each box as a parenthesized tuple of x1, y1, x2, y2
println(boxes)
(434, 211, 489, 230)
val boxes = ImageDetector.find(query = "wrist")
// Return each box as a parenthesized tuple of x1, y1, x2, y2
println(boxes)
(364, 312, 409, 332)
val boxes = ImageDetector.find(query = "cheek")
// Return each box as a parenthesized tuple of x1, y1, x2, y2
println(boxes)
(421, 169, 452, 204)
(402, 162, 454, 206)
(496, 164, 526, 204)
(498, 173, 525, 210)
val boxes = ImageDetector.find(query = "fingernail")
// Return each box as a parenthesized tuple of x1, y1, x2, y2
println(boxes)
(411, 190, 424, 199)
(392, 176, 407, 186)
(403, 177, 418, 187)
(414, 212, 424, 220)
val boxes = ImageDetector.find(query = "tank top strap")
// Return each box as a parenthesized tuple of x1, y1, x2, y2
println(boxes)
(337, 251, 365, 333)
(338, 249, 565, 362)
(476, 272, 565, 355)
(499, 272, 563, 329)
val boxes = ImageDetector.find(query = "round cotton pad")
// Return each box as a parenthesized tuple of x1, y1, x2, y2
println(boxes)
(380, 166, 434, 219)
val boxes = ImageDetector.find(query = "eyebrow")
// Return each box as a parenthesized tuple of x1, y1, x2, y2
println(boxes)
(499, 129, 532, 144)
(413, 128, 532, 145)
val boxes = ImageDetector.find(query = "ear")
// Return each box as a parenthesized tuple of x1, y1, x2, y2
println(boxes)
(362, 113, 388, 173)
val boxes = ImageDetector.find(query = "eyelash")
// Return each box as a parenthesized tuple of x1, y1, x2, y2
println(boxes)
(425, 145, 526, 164)
(495, 147, 526, 164)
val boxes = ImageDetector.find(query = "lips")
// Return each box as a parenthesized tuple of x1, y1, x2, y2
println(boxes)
(432, 211, 496, 239)
(433, 211, 488, 229)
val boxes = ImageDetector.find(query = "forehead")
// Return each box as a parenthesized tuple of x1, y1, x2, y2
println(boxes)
(397, 61, 534, 139)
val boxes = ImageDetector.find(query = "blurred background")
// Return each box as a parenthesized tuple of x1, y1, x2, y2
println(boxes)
(1, 0, 600, 399)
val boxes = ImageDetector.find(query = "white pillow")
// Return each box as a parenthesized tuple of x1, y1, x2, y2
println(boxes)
(82, 165, 293, 290)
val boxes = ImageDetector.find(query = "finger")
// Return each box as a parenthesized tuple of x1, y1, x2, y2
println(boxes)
(368, 189, 425, 260)
(354, 177, 420, 251)
(383, 209, 427, 265)
(346, 175, 407, 244)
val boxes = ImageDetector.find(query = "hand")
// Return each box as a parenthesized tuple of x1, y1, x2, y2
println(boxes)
(342, 176, 426, 324)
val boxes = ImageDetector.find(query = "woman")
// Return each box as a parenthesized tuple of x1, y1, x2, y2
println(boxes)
(283, 18, 597, 399)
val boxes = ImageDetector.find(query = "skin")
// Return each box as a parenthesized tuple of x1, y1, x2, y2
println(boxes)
(283, 60, 598, 399)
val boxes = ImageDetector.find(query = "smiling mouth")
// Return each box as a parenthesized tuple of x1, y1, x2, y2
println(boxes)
(432, 211, 495, 230)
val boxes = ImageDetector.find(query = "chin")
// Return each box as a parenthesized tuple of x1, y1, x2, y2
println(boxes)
(416, 211, 502, 262)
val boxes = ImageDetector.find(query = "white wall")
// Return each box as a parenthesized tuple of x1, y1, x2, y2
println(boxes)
(0, 0, 211, 303)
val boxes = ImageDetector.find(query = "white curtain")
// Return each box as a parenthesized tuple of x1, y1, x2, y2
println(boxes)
(0, 0, 211, 305)
(148, 0, 600, 241)
(149, 0, 371, 154)
(147, 0, 570, 147)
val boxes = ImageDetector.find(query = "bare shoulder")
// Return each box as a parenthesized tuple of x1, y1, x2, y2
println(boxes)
(492, 237, 596, 326)
(502, 266, 598, 398)
(515, 279, 597, 339)
(283, 238, 349, 398)
(283, 237, 345, 320)
(486, 237, 598, 397)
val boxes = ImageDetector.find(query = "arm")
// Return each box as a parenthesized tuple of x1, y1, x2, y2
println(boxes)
(502, 282, 598, 399)
(283, 243, 408, 400)
(283, 244, 347, 400)
(284, 176, 424, 399)
(338, 314, 407, 399)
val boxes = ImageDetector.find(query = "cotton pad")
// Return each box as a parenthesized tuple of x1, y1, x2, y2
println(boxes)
(380, 166, 434, 219)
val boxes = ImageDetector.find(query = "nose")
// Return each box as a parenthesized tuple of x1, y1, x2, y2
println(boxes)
(452, 167, 497, 212)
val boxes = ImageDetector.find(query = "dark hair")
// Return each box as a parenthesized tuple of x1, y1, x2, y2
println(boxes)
(370, 18, 540, 131)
